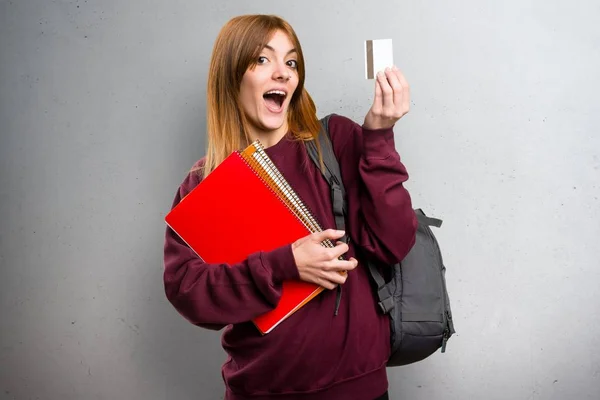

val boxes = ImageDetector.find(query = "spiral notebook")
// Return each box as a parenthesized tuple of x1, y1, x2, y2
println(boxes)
(165, 140, 335, 334)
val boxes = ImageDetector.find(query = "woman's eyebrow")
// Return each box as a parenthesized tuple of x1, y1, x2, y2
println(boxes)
(263, 45, 297, 55)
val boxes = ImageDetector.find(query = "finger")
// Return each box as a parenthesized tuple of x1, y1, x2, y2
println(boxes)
(394, 66, 409, 89)
(317, 273, 341, 289)
(341, 258, 358, 271)
(323, 258, 357, 272)
(342, 257, 358, 271)
(335, 241, 348, 251)
(311, 229, 345, 243)
(371, 77, 383, 115)
(332, 258, 358, 274)
(386, 67, 404, 110)
(377, 70, 394, 111)
(324, 242, 349, 260)
(319, 243, 349, 262)
(393, 66, 410, 111)
(323, 271, 347, 286)
(318, 277, 337, 290)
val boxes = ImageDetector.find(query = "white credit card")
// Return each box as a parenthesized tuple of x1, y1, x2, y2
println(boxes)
(364, 39, 394, 79)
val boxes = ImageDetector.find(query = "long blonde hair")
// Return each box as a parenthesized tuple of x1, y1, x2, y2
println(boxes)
(198, 14, 323, 178)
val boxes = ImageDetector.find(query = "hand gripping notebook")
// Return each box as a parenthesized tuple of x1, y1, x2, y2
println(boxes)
(165, 141, 338, 334)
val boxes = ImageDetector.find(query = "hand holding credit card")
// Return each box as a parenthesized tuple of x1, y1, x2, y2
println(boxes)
(362, 38, 411, 130)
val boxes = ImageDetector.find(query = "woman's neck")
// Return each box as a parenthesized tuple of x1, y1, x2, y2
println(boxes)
(248, 123, 289, 148)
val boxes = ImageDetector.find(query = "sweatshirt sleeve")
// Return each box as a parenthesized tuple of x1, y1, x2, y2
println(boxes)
(163, 162, 300, 330)
(328, 115, 418, 265)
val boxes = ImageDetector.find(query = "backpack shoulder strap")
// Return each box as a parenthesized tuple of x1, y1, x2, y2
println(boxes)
(305, 115, 397, 316)
(305, 114, 347, 236)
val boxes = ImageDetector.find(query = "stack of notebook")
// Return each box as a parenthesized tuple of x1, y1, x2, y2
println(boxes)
(165, 140, 335, 334)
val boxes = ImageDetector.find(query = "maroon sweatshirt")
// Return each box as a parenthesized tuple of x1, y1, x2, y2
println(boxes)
(163, 114, 417, 400)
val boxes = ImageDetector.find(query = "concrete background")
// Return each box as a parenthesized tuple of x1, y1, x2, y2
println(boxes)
(1, 0, 599, 399)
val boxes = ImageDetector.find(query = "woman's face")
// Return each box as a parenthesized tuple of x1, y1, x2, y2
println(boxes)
(238, 30, 299, 141)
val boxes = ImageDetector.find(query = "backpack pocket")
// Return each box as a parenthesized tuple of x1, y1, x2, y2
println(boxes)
(386, 210, 455, 366)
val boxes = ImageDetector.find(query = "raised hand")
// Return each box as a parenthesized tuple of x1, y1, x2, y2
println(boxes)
(363, 66, 410, 130)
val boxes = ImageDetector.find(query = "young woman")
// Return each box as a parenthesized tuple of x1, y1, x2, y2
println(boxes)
(163, 14, 417, 400)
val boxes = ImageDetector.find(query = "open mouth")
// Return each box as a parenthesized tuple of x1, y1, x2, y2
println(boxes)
(263, 90, 287, 111)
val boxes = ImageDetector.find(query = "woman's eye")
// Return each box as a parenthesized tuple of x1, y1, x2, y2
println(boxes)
(257, 56, 268, 64)
(287, 60, 298, 69)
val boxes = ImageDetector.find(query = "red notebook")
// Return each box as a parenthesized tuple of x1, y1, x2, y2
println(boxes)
(165, 141, 332, 334)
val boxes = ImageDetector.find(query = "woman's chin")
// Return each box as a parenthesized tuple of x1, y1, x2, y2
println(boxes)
(258, 115, 287, 132)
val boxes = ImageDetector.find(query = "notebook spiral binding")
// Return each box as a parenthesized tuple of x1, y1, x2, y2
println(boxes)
(240, 141, 336, 251)
(252, 144, 330, 241)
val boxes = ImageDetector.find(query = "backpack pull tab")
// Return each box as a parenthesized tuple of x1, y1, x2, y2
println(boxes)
(441, 329, 450, 353)
(334, 285, 342, 316)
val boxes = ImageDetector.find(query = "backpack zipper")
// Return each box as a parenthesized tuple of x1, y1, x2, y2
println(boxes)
(441, 327, 450, 353)
(441, 310, 453, 353)
(425, 223, 454, 353)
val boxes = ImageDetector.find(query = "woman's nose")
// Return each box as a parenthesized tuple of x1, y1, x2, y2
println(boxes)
(272, 63, 290, 81)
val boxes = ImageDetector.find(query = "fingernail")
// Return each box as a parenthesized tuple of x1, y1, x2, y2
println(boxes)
(337, 230, 345, 235)
(377, 71, 384, 78)
(392, 65, 398, 71)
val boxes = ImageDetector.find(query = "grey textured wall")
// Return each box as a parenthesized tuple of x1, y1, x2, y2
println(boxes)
(1, 0, 599, 399)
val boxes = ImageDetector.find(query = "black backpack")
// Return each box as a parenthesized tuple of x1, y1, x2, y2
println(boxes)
(304, 114, 456, 366)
